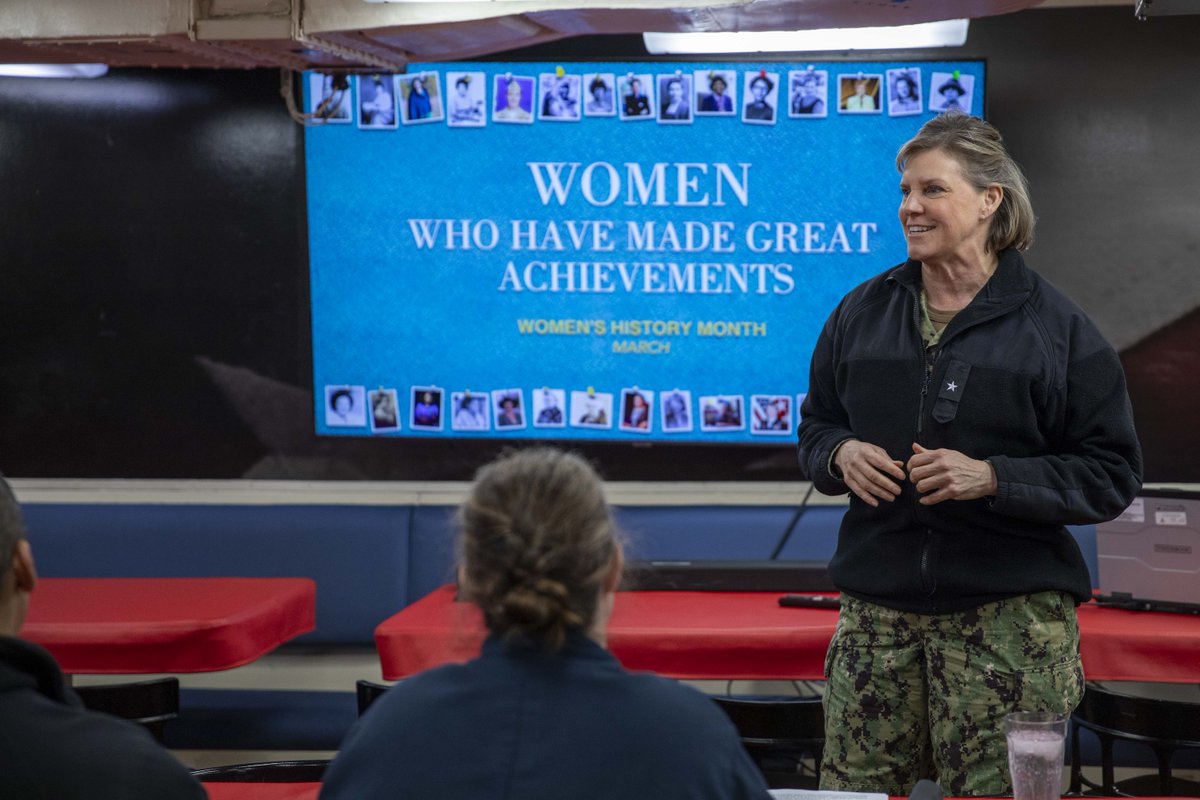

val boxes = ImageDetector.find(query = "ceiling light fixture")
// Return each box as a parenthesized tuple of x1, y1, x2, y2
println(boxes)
(362, 0, 524, 3)
(0, 64, 109, 78)
(643, 20, 969, 55)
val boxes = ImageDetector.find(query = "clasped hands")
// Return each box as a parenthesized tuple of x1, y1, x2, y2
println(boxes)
(834, 440, 997, 507)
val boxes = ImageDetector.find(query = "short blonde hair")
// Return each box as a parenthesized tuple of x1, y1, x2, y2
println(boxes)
(896, 113, 1036, 252)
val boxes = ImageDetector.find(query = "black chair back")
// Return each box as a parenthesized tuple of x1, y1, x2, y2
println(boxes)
(712, 695, 825, 789)
(191, 760, 329, 783)
(356, 679, 391, 716)
(1069, 683, 1200, 796)
(75, 677, 180, 743)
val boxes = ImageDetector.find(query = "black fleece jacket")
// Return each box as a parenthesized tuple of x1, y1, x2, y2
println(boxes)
(0, 635, 205, 800)
(797, 249, 1143, 613)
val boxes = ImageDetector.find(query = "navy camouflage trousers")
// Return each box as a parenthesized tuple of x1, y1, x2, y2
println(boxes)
(820, 591, 1084, 796)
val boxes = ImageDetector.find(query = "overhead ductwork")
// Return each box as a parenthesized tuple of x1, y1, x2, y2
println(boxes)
(0, 0, 1051, 71)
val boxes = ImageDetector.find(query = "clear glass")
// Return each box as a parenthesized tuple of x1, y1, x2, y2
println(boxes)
(1005, 711, 1067, 800)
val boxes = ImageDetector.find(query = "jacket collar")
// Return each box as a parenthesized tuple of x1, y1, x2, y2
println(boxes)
(0, 635, 73, 705)
(481, 627, 613, 663)
(887, 248, 1033, 320)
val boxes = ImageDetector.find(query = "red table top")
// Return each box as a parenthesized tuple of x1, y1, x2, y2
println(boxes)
(21, 577, 316, 674)
(376, 585, 1200, 683)
(204, 783, 319, 800)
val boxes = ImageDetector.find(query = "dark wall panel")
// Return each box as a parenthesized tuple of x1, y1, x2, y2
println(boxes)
(0, 70, 305, 477)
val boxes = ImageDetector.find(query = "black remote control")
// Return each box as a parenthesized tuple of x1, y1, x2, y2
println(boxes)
(778, 594, 841, 609)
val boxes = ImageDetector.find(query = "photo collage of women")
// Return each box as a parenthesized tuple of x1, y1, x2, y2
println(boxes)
(324, 384, 805, 438)
(308, 66, 976, 129)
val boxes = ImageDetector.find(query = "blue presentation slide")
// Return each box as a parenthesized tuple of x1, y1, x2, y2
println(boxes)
(305, 59, 985, 442)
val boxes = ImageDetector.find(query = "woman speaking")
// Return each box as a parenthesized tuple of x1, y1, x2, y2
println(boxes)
(797, 113, 1142, 796)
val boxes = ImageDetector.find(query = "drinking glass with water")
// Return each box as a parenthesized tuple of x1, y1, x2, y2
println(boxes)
(1005, 711, 1067, 800)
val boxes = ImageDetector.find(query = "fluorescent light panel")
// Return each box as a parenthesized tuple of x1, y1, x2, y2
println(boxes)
(0, 64, 109, 78)
(362, 0, 525, 3)
(643, 20, 969, 54)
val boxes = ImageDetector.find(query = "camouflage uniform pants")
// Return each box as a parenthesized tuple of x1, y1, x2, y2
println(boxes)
(820, 592, 1084, 797)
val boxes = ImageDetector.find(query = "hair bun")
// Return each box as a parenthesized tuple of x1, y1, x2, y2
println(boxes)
(497, 577, 582, 644)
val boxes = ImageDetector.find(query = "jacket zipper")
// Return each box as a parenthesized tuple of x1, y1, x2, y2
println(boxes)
(920, 528, 935, 597)
(912, 289, 933, 439)
(917, 343, 937, 439)
(912, 289, 937, 597)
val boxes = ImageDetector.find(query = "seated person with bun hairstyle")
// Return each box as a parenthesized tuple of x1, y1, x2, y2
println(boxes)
(320, 448, 771, 800)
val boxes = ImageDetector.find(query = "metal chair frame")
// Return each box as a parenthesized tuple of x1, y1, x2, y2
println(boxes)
(711, 694, 825, 789)
(356, 678, 391, 716)
(75, 676, 180, 743)
(1069, 683, 1200, 797)
(191, 760, 329, 783)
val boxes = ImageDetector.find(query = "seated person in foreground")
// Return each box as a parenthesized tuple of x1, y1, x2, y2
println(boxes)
(320, 448, 771, 800)
(0, 476, 206, 800)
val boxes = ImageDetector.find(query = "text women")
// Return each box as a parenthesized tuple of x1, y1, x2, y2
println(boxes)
(527, 161, 751, 207)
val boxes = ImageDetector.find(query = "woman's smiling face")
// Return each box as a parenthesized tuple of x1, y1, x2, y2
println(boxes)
(899, 148, 996, 266)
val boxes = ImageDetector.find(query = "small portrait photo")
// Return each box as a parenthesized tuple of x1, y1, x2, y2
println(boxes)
(699, 394, 745, 432)
(532, 387, 567, 428)
(570, 390, 613, 429)
(583, 73, 616, 117)
(886, 67, 923, 117)
(694, 69, 736, 116)
(657, 73, 692, 124)
(750, 394, 793, 436)
(619, 388, 655, 433)
(618, 73, 654, 121)
(742, 70, 779, 125)
(838, 73, 882, 115)
(660, 389, 693, 433)
(450, 391, 490, 431)
(410, 386, 444, 430)
(325, 385, 367, 428)
(357, 74, 398, 130)
(492, 389, 526, 429)
(788, 69, 828, 119)
(368, 388, 400, 433)
(308, 73, 351, 123)
(400, 72, 443, 125)
(493, 74, 535, 124)
(538, 73, 581, 121)
(445, 71, 486, 128)
(929, 71, 974, 114)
